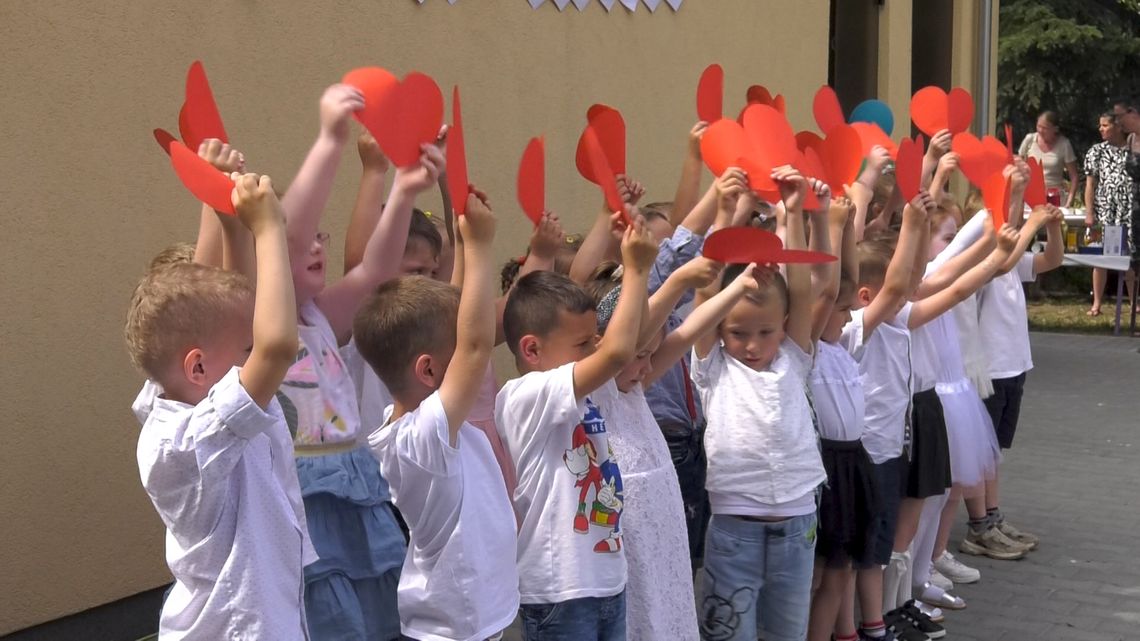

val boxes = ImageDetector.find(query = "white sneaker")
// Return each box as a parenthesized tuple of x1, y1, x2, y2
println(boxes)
(934, 550, 981, 584)
(929, 567, 954, 591)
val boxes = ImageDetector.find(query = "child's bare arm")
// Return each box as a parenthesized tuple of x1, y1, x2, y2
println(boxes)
(232, 175, 298, 409)
(856, 144, 891, 191)
(195, 140, 249, 272)
(318, 144, 445, 345)
(572, 221, 657, 400)
(681, 182, 721, 236)
(845, 181, 874, 242)
(641, 257, 723, 349)
(1033, 205, 1065, 274)
(710, 169, 749, 233)
(282, 85, 363, 252)
(909, 222, 1018, 329)
(344, 133, 389, 274)
(570, 208, 625, 285)
(670, 121, 709, 227)
(774, 166, 814, 353)
(913, 225, 996, 300)
(922, 130, 952, 189)
(438, 190, 497, 442)
(810, 195, 846, 342)
(907, 207, 932, 295)
(861, 193, 931, 336)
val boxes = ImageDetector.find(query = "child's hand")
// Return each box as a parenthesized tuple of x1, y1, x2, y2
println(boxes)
(844, 181, 872, 204)
(1044, 204, 1064, 228)
(357, 132, 389, 173)
(688, 121, 709, 159)
(866, 145, 891, 174)
(772, 165, 807, 211)
(1007, 161, 1028, 191)
(459, 186, 496, 246)
(529, 213, 565, 260)
(675, 256, 725, 290)
(716, 167, 748, 212)
(927, 129, 952, 159)
(1027, 204, 1051, 229)
(620, 219, 660, 274)
(732, 263, 777, 296)
(319, 84, 365, 143)
(617, 175, 646, 206)
(829, 195, 854, 228)
(935, 151, 959, 179)
(231, 173, 283, 235)
(199, 139, 245, 173)
(808, 178, 832, 213)
(995, 222, 1019, 255)
(394, 144, 446, 195)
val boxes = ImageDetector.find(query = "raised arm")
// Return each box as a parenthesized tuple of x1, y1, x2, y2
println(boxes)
(570, 208, 625, 285)
(846, 181, 874, 242)
(195, 140, 250, 274)
(709, 169, 748, 233)
(231, 174, 299, 409)
(773, 166, 814, 353)
(811, 196, 848, 342)
(914, 222, 996, 300)
(343, 133, 390, 274)
(438, 190, 497, 442)
(861, 193, 930, 336)
(670, 122, 709, 227)
(922, 130, 952, 190)
(642, 256, 723, 348)
(909, 221, 1018, 329)
(1034, 205, 1065, 274)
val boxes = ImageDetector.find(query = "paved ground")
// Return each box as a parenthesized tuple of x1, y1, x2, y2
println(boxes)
(503, 333, 1140, 641)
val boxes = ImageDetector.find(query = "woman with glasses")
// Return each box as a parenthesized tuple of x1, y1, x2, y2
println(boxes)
(1083, 112, 1134, 315)
(1018, 111, 1080, 208)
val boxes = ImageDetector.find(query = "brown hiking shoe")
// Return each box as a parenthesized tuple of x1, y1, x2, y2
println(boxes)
(997, 520, 1039, 550)
(959, 526, 1029, 560)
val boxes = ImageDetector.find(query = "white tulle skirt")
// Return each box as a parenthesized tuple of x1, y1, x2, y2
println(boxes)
(935, 377, 1001, 497)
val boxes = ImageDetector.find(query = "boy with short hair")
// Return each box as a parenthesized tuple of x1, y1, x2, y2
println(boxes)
(352, 190, 519, 641)
(127, 174, 315, 640)
(496, 219, 660, 641)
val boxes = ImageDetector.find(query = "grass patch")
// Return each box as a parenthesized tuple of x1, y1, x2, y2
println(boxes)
(1027, 295, 1131, 335)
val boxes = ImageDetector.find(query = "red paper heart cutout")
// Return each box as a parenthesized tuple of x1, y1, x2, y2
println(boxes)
(983, 171, 1012, 229)
(815, 124, 865, 195)
(697, 64, 724, 123)
(180, 61, 228, 151)
(794, 148, 824, 211)
(795, 130, 824, 153)
(952, 133, 1011, 188)
(170, 141, 235, 215)
(850, 122, 898, 158)
(895, 135, 925, 202)
(576, 105, 626, 184)
(735, 155, 780, 200)
(517, 137, 545, 226)
(370, 72, 444, 168)
(446, 86, 470, 215)
(813, 86, 845, 135)
(1003, 122, 1015, 157)
(154, 128, 176, 155)
(701, 119, 751, 177)
(946, 88, 975, 134)
(742, 104, 798, 170)
(1024, 157, 1047, 207)
(703, 227, 837, 265)
(747, 85, 772, 105)
(342, 66, 398, 142)
(581, 126, 629, 225)
(910, 86, 949, 136)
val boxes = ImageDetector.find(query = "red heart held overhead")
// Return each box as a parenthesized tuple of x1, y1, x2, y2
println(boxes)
(576, 105, 626, 184)
(368, 71, 444, 168)
(180, 61, 229, 151)
(696, 63, 724, 123)
(794, 148, 824, 211)
(912, 86, 975, 137)
(813, 85, 845, 135)
(702, 227, 837, 265)
(983, 170, 1012, 229)
(946, 88, 975, 134)
(815, 124, 865, 195)
(517, 137, 545, 226)
(581, 126, 629, 225)
(795, 130, 824, 153)
(342, 66, 398, 142)
(742, 104, 798, 171)
(1003, 122, 1015, 157)
(734, 155, 780, 201)
(169, 140, 235, 215)
(1024, 157, 1048, 207)
(446, 86, 471, 215)
(747, 84, 773, 106)
(952, 133, 1010, 188)
(153, 128, 176, 155)
(895, 135, 925, 202)
(850, 122, 898, 158)
(700, 119, 752, 177)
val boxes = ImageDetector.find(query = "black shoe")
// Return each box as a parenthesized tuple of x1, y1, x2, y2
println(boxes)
(887, 600, 946, 639)
(873, 617, 928, 641)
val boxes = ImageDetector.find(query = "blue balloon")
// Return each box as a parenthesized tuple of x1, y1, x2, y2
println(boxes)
(850, 100, 895, 136)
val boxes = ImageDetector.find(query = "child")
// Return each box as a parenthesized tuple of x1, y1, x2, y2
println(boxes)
(128, 174, 315, 640)
(693, 167, 826, 641)
(496, 217, 660, 641)
(279, 84, 443, 639)
(351, 190, 520, 641)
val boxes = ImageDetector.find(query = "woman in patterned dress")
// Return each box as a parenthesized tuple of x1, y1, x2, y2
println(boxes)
(1083, 112, 1134, 315)
(1114, 99, 1140, 315)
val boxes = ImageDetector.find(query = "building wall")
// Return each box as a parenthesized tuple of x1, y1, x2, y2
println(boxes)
(0, 0, 832, 633)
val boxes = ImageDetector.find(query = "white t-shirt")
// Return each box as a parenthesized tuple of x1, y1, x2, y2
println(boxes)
(369, 392, 519, 641)
(977, 253, 1036, 379)
(809, 341, 866, 442)
(495, 364, 626, 604)
(281, 302, 362, 447)
(340, 337, 393, 435)
(133, 368, 317, 641)
(692, 339, 825, 517)
(840, 303, 914, 464)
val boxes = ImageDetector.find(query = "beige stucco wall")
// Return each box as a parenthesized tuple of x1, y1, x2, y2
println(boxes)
(0, 0, 832, 633)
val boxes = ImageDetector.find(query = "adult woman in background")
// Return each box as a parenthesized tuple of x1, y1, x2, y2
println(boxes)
(1114, 98, 1140, 314)
(1019, 110, 1079, 207)
(1083, 112, 1134, 316)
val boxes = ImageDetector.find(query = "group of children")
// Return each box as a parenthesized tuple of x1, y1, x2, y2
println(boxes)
(126, 78, 1066, 641)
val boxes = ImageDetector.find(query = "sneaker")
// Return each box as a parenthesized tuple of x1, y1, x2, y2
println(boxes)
(959, 526, 1029, 560)
(928, 567, 953, 591)
(887, 600, 947, 639)
(997, 519, 1039, 550)
(874, 617, 929, 641)
(934, 550, 981, 584)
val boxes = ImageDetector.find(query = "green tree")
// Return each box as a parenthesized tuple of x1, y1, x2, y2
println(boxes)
(999, 0, 1140, 165)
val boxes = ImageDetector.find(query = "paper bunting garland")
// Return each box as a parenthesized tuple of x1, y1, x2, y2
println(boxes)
(417, 0, 684, 10)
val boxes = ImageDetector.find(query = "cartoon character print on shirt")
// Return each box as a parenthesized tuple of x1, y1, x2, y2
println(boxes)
(699, 574, 755, 641)
(562, 397, 624, 553)
(277, 344, 350, 444)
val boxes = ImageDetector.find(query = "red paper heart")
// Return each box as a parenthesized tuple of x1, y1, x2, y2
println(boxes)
(795, 130, 824, 153)
(517, 137, 545, 226)
(180, 61, 228, 152)
(895, 135, 925, 202)
(581, 126, 629, 225)
(946, 88, 975, 134)
(1003, 122, 1015, 157)
(735, 155, 780, 200)
(794, 148, 824, 211)
(703, 227, 837, 265)
(747, 85, 772, 106)
(169, 141, 235, 215)
(742, 104, 798, 170)
(701, 119, 751, 177)
(342, 66, 398, 142)
(1024, 157, 1047, 207)
(850, 122, 898, 158)
(446, 86, 471, 215)
(952, 133, 1010, 188)
(814, 124, 864, 195)
(697, 64, 724, 123)
(912, 86, 975, 137)
(370, 72, 443, 168)
(813, 86, 845, 135)
(576, 105, 626, 184)
(154, 128, 176, 155)
(983, 171, 1011, 229)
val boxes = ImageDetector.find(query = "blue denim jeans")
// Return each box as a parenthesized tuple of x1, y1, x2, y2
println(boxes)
(697, 512, 817, 641)
(519, 591, 626, 641)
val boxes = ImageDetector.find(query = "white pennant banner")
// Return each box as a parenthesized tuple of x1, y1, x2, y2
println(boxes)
(416, 0, 683, 10)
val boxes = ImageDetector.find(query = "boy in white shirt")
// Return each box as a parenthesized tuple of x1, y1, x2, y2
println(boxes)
(127, 174, 316, 640)
(496, 217, 660, 641)
(351, 190, 520, 641)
